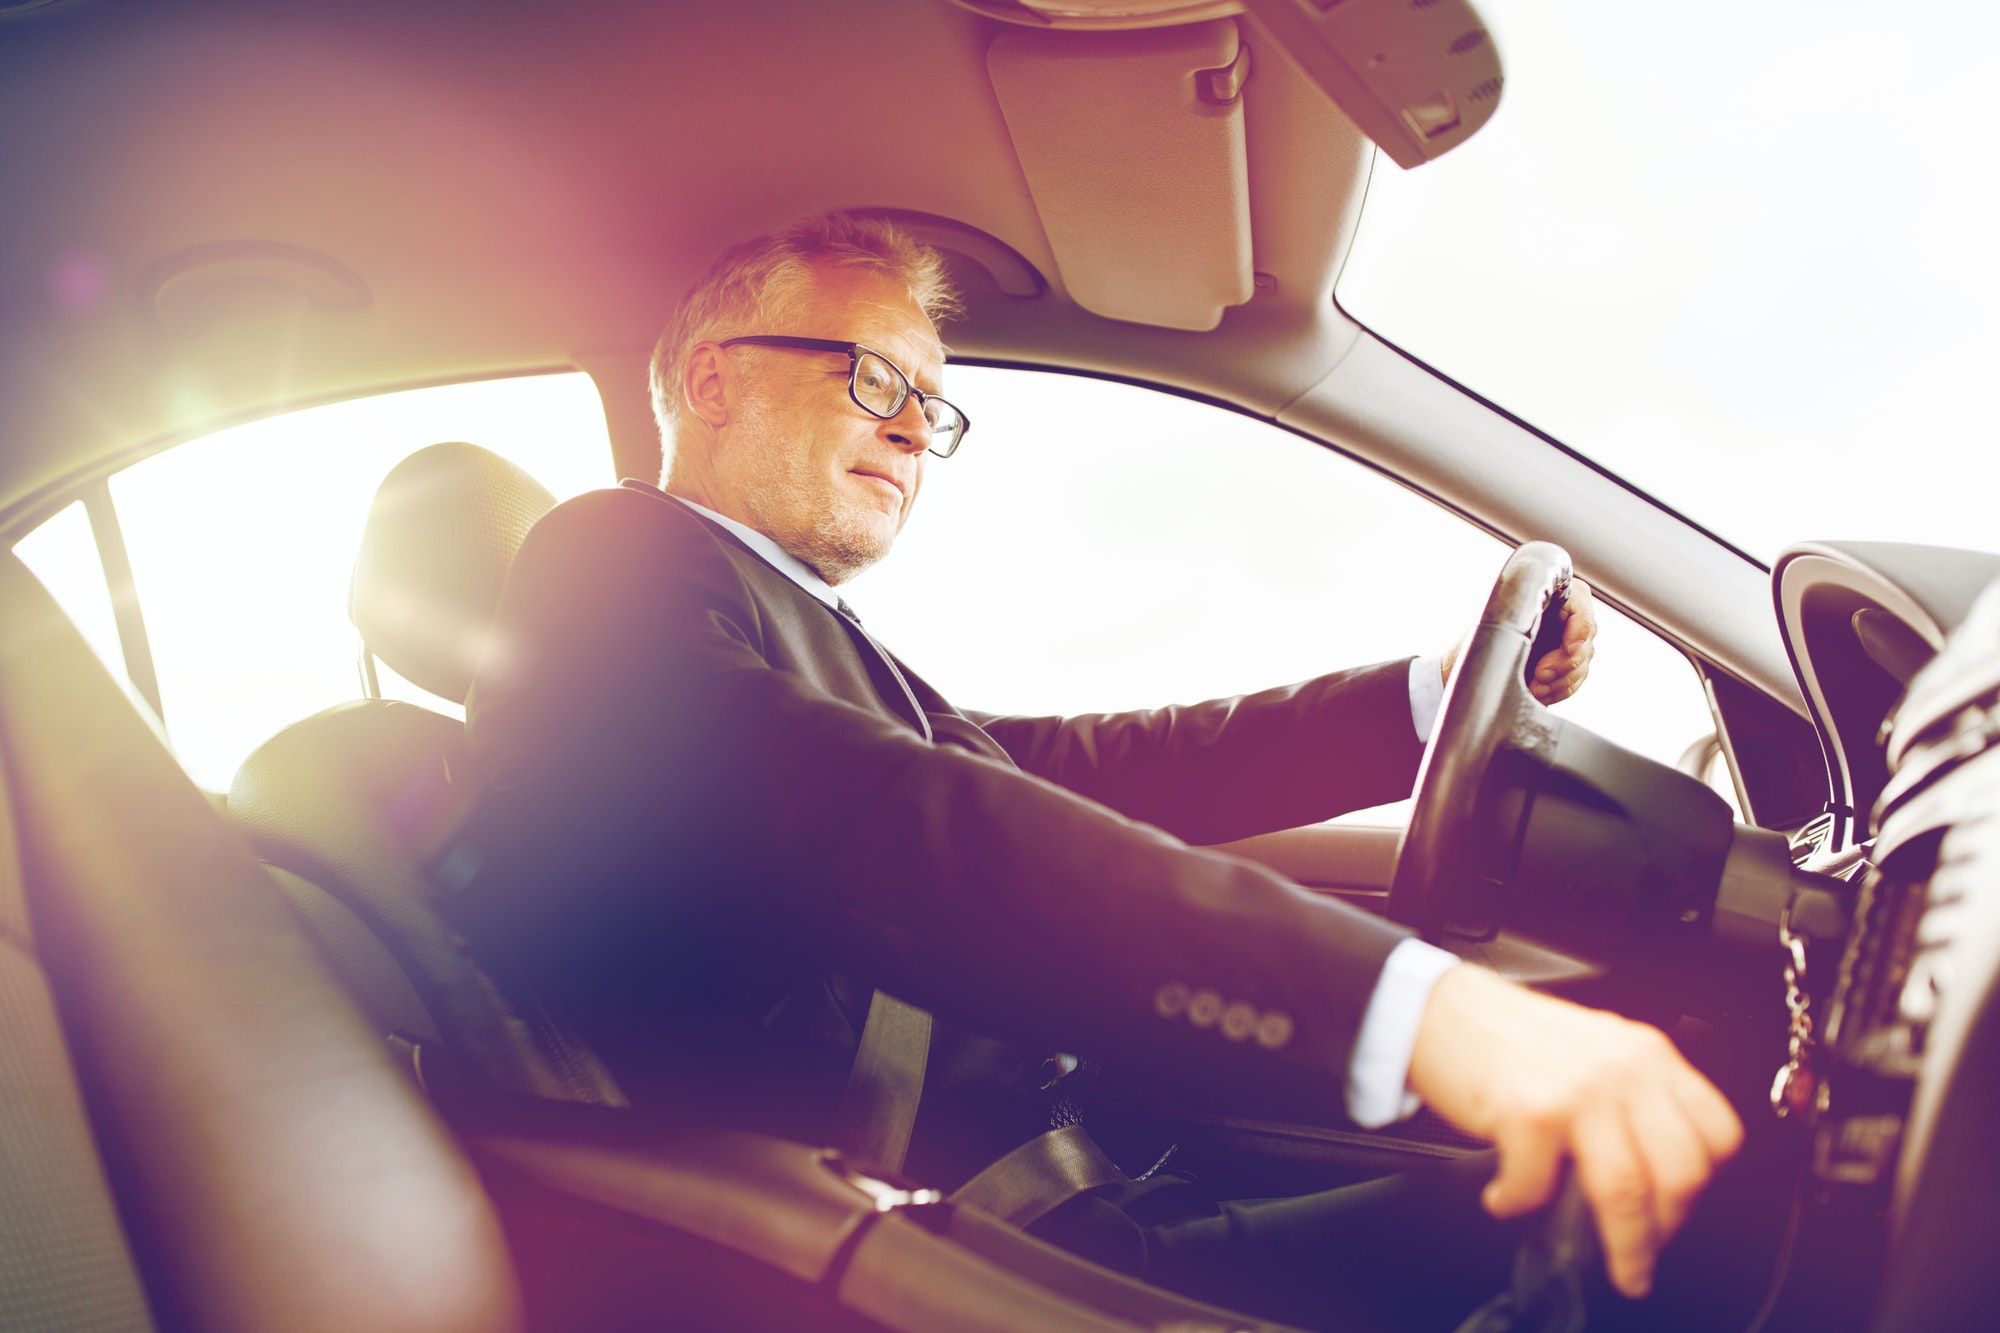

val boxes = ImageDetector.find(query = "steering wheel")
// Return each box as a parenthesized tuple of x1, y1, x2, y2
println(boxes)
(1392, 540, 1608, 1328)
(1387, 541, 1573, 943)
(1387, 542, 1599, 1332)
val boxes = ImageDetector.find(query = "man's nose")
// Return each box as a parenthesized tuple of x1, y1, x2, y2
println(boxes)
(881, 396, 932, 453)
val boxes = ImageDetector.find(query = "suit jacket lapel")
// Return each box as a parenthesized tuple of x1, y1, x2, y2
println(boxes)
(827, 604, 933, 744)
(626, 482, 945, 743)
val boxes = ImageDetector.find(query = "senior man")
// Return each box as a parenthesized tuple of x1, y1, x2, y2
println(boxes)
(463, 212, 1741, 1329)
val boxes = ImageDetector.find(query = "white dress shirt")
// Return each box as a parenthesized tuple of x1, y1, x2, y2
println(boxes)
(674, 495, 1458, 1129)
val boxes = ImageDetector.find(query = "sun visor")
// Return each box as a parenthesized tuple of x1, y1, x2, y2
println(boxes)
(987, 20, 1253, 332)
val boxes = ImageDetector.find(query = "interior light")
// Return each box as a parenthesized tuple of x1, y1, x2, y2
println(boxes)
(948, 0, 1243, 29)
(1400, 92, 1460, 140)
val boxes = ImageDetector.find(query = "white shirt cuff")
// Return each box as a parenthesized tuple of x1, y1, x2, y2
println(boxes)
(1344, 937, 1462, 1129)
(1408, 656, 1443, 743)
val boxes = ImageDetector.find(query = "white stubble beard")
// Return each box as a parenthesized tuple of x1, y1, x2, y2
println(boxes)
(725, 389, 899, 586)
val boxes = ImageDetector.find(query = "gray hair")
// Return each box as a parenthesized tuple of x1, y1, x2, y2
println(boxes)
(649, 212, 962, 463)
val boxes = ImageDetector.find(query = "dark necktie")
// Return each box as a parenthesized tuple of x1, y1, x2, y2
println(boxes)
(832, 597, 932, 743)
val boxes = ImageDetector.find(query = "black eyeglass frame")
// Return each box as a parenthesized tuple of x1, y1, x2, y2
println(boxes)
(717, 335, 971, 458)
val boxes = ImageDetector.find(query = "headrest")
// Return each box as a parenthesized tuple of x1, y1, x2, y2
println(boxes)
(350, 442, 556, 705)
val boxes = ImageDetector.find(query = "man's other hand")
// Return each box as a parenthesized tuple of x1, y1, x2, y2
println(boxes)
(1528, 577, 1597, 705)
(1406, 965, 1743, 1299)
(1438, 577, 1599, 706)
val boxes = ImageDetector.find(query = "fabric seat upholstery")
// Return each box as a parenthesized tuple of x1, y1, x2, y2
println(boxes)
(0, 552, 521, 1333)
(231, 441, 623, 1106)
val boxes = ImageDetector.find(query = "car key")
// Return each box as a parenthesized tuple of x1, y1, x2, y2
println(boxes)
(1525, 575, 1571, 691)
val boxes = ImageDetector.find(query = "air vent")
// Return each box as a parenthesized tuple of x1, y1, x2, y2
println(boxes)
(1467, 75, 1502, 103)
(1447, 28, 1487, 54)
(1789, 810, 1837, 865)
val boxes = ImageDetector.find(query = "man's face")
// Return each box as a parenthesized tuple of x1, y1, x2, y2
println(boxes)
(707, 265, 943, 584)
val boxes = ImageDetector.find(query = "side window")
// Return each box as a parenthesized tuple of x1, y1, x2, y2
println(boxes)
(853, 367, 1722, 823)
(26, 373, 615, 792)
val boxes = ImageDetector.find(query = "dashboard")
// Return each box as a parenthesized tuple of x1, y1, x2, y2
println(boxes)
(1771, 540, 2000, 1331)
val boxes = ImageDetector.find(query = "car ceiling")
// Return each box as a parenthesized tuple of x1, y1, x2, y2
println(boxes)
(0, 0, 1374, 523)
(2, 0, 1816, 710)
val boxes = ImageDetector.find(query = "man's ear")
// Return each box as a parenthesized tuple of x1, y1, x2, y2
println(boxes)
(683, 342, 734, 429)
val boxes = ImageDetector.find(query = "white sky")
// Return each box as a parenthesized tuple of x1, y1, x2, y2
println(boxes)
(1339, 0, 2000, 562)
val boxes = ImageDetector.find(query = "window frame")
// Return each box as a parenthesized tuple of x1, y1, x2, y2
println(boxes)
(6, 357, 1786, 819)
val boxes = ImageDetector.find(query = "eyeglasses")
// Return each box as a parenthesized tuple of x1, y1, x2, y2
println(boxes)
(718, 335, 971, 458)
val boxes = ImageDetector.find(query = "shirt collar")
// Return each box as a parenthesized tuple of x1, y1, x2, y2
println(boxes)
(667, 494, 843, 610)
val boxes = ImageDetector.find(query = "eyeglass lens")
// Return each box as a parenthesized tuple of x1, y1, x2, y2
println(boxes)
(852, 350, 905, 416)
(854, 349, 965, 455)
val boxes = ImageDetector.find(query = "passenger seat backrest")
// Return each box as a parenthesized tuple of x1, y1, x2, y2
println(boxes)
(350, 439, 558, 706)
(231, 442, 624, 1106)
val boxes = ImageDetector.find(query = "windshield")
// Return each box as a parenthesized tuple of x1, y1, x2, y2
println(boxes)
(1337, 0, 2000, 563)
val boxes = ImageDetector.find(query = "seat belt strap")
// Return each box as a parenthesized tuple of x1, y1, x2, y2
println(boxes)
(949, 1123, 1127, 1229)
(833, 990, 932, 1175)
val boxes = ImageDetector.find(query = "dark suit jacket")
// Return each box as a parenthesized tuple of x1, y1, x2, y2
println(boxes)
(460, 482, 1426, 1174)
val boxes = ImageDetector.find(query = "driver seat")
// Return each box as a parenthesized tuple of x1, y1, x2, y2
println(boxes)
(229, 441, 624, 1105)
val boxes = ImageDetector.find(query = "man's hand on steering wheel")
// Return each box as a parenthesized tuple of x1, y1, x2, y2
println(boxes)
(1407, 965, 1744, 1300)
(1441, 577, 1599, 706)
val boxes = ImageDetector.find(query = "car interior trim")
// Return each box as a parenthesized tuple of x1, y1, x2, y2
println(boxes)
(78, 478, 163, 722)
(1773, 543, 2000, 848)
